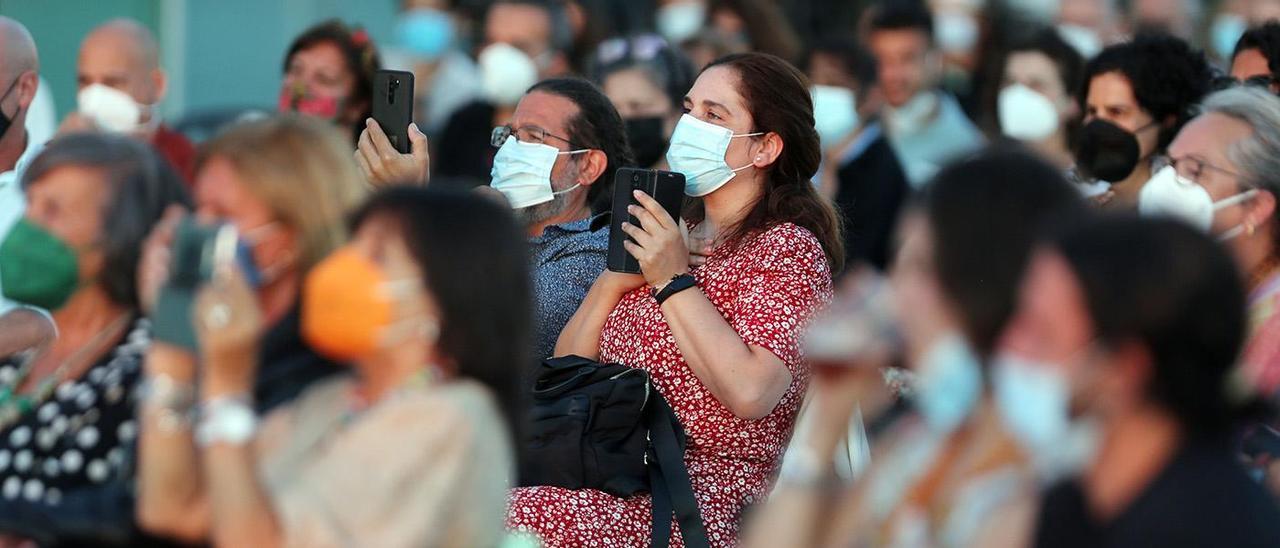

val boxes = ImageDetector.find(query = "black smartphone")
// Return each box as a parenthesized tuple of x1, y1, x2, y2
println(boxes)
(152, 219, 239, 350)
(372, 69, 415, 153)
(608, 168, 686, 274)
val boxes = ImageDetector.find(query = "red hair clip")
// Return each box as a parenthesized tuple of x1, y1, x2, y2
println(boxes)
(351, 28, 369, 48)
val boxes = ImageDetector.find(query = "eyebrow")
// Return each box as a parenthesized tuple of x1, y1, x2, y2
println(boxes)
(684, 97, 732, 115)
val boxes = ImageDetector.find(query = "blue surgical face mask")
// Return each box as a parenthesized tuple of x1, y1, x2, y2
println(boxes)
(396, 8, 456, 61)
(666, 113, 763, 197)
(993, 351, 1102, 479)
(913, 333, 982, 433)
(489, 136, 587, 209)
(811, 85, 859, 147)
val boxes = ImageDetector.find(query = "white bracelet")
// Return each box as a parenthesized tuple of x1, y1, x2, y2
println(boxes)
(195, 395, 258, 447)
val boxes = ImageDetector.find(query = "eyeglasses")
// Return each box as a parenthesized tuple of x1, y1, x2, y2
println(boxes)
(1210, 74, 1278, 91)
(1151, 154, 1241, 183)
(490, 125, 583, 149)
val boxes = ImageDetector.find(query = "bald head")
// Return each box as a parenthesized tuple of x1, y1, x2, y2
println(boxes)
(0, 16, 38, 83)
(79, 18, 164, 104)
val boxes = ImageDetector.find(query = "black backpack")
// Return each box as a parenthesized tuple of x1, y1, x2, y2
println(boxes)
(520, 355, 710, 548)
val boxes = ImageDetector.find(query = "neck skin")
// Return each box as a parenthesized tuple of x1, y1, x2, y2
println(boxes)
(352, 338, 440, 402)
(526, 194, 591, 239)
(258, 271, 300, 328)
(1032, 129, 1075, 170)
(1105, 160, 1153, 209)
(701, 169, 764, 239)
(0, 125, 28, 174)
(1081, 405, 1182, 521)
(29, 285, 131, 391)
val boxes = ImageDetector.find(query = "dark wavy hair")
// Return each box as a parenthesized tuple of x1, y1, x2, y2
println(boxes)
(1081, 33, 1212, 151)
(350, 187, 532, 433)
(22, 134, 191, 311)
(283, 19, 382, 143)
(1234, 21, 1280, 77)
(687, 52, 846, 272)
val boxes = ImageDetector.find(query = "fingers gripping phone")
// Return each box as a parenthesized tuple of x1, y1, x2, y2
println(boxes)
(152, 219, 258, 350)
(372, 70, 415, 153)
(608, 168, 686, 274)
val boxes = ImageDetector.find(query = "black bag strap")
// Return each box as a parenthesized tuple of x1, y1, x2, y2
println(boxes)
(648, 395, 710, 548)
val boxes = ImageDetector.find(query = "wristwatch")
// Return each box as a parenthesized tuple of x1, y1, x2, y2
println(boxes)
(196, 395, 258, 447)
(653, 273, 697, 305)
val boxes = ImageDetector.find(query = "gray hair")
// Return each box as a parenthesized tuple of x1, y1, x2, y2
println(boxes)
(1199, 87, 1280, 200)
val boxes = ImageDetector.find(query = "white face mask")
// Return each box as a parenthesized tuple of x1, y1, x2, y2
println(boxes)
(489, 136, 586, 209)
(935, 11, 980, 55)
(666, 113, 762, 197)
(1138, 165, 1258, 239)
(993, 352, 1100, 479)
(914, 333, 983, 433)
(1057, 24, 1103, 59)
(78, 83, 153, 133)
(656, 0, 707, 44)
(998, 83, 1060, 141)
(479, 43, 539, 107)
(811, 85, 859, 147)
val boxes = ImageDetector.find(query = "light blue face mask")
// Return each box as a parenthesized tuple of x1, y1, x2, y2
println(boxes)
(913, 333, 982, 433)
(811, 85, 859, 147)
(489, 136, 586, 209)
(397, 8, 456, 61)
(666, 113, 763, 197)
(993, 354, 1070, 454)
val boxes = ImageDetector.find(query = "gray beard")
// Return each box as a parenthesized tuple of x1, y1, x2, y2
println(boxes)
(514, 167, 579, 227)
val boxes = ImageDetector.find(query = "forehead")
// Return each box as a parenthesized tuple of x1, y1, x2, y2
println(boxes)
(1168, 112, 1254, 159)
(79, 34, 143, 74)
(686, 65, 748, 111)
(1087, 71, 1137, 105)
(486, 4, 551, 43)
(291, 41, 348, 71)
(1005, 51, 1057, 81)
(511, 90, 580, 133)
(1230, 48, 1271, 81)
(867, 29, 930, 56)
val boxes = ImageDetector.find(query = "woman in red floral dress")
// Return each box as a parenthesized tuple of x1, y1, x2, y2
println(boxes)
(508, 53, 845, 547)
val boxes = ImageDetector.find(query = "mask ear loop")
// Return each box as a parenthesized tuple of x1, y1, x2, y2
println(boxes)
(1215, 189, 1261, 241)
(728, 132, 766, 172)
(549, 148, 591, 195)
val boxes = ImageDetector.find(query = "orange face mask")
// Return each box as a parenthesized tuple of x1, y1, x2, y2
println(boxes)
(301, 247, 416, 362)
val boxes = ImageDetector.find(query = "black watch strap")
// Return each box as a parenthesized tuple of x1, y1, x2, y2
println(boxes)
(653, 274, 697, 305)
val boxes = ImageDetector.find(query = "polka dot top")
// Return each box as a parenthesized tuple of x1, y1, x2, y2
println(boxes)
(0, 317, 147, 506)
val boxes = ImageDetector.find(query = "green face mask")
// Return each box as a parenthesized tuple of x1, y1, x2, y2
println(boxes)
(0, 218, 80, 310)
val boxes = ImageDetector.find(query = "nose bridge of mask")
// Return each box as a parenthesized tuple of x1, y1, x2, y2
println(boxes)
(1139, 165, 1215, 230)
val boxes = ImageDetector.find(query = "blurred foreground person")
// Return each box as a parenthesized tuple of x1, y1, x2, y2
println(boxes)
(148, 188, 525, 547)
(1003, 217, 1280, 548)
(136, 116, 366, 541)
(742, 149, 1084, 548)
(0, 134, 188, 545)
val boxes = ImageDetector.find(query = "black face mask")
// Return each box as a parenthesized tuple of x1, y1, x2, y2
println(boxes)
(625, 116, 669, 168)
(0, 77, 20, 140)
(1074, 118, 1145, 183)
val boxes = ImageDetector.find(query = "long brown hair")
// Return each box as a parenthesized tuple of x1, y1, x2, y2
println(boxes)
(687, 52, 845, 272)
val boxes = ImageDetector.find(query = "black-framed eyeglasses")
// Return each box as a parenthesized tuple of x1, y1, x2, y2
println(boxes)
(1210, 74, 1278, 91)
(490, 125, 584, 149)
(1152, 154, 1241, 183)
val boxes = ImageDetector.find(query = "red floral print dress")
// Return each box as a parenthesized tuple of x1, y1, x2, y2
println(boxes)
(508, 223, 833, 547)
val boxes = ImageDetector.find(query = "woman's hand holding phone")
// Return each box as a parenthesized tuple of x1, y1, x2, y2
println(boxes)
(619, 190, 690, 288)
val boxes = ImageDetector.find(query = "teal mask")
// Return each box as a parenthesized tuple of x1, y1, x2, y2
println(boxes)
(0, 218, 80, 310)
